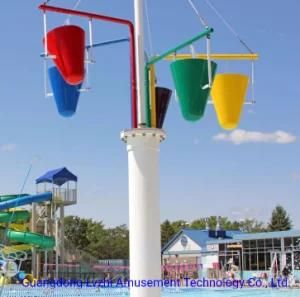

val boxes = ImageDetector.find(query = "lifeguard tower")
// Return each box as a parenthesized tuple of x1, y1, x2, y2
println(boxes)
(32, 167, 77, 278)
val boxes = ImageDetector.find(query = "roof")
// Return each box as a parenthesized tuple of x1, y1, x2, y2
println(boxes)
(207, 238, 242, 245)
(36, 167, 77, 186)
(162, 229, 300, 254)
(182, 229, 214, 247)
(232, 229, 300, 241)
(162, 228, 242, 254)
(225, 230, 244, 237)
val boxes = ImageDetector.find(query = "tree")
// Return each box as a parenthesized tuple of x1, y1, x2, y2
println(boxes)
(104, 225, 129, 259)
(239, 219, 266, 233)
(171, 220, 189, 233)
(190, 218, 206, 229)
(64, 216, 91, 250)
(268, 205, 292, 231)
(161, 220, 176, 247)
(64, 216, 129, 259)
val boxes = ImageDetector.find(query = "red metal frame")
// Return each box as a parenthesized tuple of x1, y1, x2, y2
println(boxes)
(39, 4, 138, 128)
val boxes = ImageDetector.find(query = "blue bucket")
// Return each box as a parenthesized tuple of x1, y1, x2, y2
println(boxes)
(48, 66, 82, 117)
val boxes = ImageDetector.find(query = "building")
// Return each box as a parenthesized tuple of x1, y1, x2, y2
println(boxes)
(162, 228, 300, 280)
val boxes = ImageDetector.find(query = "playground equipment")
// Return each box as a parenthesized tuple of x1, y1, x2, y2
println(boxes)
(46, 38, 129, 118)
(46, 25, 85, 85)
(144, 27, 216, 127)
(37, 2, 259, 297)
(33, 167, 77, 279)
(48, 66, 82, 117)
(155, 87, 172, 129)
(0, 253, 26, 285)
(40, 3, 258, 130)
(211, 74, 249, 130)
(0, 167, 77, 284)
(170, 58, 217, 121)
(41, 4, 138, 127)
(0, 193, 55, 283)
(164, 53, 258, 129)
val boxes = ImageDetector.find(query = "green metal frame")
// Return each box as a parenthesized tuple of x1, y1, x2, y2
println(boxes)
(144, 27, 214, 127)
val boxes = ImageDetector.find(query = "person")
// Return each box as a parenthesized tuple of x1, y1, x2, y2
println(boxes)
(261, 272, 268, 288)
(179, 270, 185, 286)
(163, 267, 168, 279)
(282, 266, 289, 278)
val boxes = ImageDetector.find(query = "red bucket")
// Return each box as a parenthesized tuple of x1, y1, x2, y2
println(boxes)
(46, 25, 85, 85)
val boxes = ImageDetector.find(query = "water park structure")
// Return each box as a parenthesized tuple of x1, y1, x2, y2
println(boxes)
(0, 167, 77, 283)
(35, 1, 259, 297)
(34, 0, 261, 296)
(0, 0, 266, 296)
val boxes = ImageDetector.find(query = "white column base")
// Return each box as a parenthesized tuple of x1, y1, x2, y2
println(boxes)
(121, 128, 166, 297)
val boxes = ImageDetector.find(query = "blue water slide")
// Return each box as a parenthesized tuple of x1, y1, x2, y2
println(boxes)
(0, 193, 52, 211)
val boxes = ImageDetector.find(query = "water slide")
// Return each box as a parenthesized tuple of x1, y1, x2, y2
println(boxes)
(6, 230, 54, 249)
(0, 193, 52, 210)
(0, 193, 55, 250)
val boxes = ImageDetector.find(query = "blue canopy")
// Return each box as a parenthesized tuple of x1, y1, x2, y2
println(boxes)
(36, 167, 77, 186)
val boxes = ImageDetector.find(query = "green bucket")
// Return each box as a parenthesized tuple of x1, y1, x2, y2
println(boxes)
(170, 59, 217, 121)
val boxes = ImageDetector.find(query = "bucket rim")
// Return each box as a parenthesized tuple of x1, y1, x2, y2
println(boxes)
(156, 86, 172, 92)
(46, 24, 85, 35)
(214, 73, 249, 78)
(170, 58, 217, 66)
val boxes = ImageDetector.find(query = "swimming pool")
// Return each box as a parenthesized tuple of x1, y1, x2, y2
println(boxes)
(2, 286, 300, 297)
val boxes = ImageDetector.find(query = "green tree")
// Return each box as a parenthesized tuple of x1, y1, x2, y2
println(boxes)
(64, 216, 91, 250)
(239, 219, 266, 233)
(161, 220, 176, 247)
(171, 220, 189, 233)
(190, 216, 228, 230)
(105, 225, 129, 259)
(85, 219, 106, 258)
(190, 218, 206, 229)
(268, 205, 292, 231)
(65, 216, 130, 259)
(230, 220, 242, 230)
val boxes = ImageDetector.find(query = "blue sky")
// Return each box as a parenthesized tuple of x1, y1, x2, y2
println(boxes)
(0, 0, 299, 228)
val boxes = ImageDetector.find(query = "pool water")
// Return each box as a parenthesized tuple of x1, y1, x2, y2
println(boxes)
(2, 286, 300, 297)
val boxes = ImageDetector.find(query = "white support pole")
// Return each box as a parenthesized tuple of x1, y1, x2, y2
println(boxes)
(121, 128, 165, 297)
(36, 253, 41, 279)
(134, 0, 146, 126)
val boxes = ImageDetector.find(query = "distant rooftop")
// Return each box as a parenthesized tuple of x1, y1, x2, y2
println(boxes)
(232, 229, 300, 241)
(162, 228, 300, 253)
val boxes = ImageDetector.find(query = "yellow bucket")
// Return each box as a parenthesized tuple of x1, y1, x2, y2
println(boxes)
(211, 73, 249, 130)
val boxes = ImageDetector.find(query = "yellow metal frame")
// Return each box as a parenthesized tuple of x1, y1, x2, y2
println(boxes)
(6, 223, 28, 232)
(165, 53, 259, 61)
(149, 65, 157, 128)
(3, 244, 32, 253)
(148, 53, 258, 128)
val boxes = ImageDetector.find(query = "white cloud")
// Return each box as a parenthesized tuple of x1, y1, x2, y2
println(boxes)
(213, 129, 297, 145)
(0, 143, 16, 152)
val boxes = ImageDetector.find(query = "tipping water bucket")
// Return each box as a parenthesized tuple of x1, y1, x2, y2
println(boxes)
(156, 87, 172, 128)
(46, 25, 85, 85)
(211, 73, 249, 130)
(170, 59, 217, 121)
(48, 66, 82, 117)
